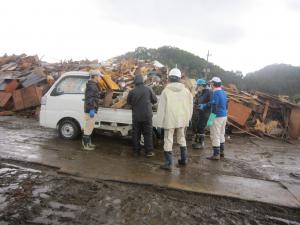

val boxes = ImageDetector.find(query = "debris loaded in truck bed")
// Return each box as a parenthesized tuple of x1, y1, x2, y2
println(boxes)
(225, 85, 300, 140)
(96, 59, 168, 109)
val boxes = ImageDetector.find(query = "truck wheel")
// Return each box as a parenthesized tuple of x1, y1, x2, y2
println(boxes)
(58, 119, 80, 140)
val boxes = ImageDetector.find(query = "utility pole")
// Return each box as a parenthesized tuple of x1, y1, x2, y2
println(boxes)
(203, 50, 211, 80)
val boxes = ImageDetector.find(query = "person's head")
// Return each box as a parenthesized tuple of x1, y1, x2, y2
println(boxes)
(168, 68, 181, 83)
(196, 79, 207, 92)
(89, 70, 101, 81)
(134, 75, 144, 86)
(209, 77, 222, 88)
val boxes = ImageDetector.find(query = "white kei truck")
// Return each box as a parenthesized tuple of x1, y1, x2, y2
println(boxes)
(39, 71, 161, 145)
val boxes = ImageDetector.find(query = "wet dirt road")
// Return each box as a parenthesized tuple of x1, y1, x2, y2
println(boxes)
(1, 159, 300, 225)
(0, 116, 300, 222)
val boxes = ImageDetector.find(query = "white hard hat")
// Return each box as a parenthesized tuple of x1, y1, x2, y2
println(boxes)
(168, 68, 182, 78)
(89, 70, 102, 77)
(210, 76, 222, 83)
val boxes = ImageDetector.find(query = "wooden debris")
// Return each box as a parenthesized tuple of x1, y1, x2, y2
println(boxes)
(225, 84, 300, 140)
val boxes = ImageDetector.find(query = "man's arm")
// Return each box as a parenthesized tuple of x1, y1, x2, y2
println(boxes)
(127, 90, 133, 105)
(149, 87, 158, 104)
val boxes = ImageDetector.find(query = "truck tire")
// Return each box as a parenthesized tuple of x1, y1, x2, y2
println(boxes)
(58, 119, 81, 140)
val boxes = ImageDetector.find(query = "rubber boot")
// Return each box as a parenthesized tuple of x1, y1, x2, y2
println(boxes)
(207, 147, 220, 160)
(178, 146, 188, 166)
(146, 150, 155, 158)
(199, 134, 205, 149)
(220, 143, 225, 158)
(82, 135, 95, 151)
(89, 136, 96, 148)
(160, 151, 173, 171)
(192, 134, 201, 149)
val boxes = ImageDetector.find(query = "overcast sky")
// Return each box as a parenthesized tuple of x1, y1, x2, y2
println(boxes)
(1, 0, 299, 74)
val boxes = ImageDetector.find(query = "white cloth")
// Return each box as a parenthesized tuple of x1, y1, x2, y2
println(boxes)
(84, 113, 96, 135)
(210, 117, 227, 147)
(164, 127, 186, 152)
(156, 82, 193, 129)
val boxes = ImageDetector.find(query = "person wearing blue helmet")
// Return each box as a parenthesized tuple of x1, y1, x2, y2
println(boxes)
(192, 78, 211, 149)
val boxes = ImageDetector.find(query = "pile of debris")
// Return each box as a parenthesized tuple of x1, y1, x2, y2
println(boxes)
(0, 54, 169, 115)
(96, 59, 168, 109)
(226, 85, 300, 140)
(0, 54, 100, 116)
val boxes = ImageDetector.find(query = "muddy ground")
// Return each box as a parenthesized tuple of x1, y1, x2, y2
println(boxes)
(0, 116, 300, 224)
(0, 159, 300, 225)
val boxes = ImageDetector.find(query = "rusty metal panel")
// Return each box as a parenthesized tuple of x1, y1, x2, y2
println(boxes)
(288, 108, 300, 139)
(0, 92, 12, 107)
(12, 86, 42, 111)
(23, 86, 41, 108)
(5, 79, 20, 93)
(228, 100, 252, 126)
(12, 89, 24, 111)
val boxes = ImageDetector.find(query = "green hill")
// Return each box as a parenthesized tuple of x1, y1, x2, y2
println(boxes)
(116, 46, 300, 99)
(117, 46, 243, 86)
(244, 64, 300, 98)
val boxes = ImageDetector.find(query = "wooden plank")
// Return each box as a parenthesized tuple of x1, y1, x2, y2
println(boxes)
(111, 96, 127, 109)
(227, 121, 263, 139)
(262, 100, 270, 122)
(288, 108, 300, 139)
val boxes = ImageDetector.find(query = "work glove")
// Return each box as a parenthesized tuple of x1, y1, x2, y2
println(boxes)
(89, 109, 95, 118)
(198, 104, 207, 110)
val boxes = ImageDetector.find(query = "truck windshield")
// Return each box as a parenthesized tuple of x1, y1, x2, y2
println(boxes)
(55, 76, 88, 94)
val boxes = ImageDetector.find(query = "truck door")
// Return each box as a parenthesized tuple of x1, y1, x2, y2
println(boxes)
(45, 75, 89, 128)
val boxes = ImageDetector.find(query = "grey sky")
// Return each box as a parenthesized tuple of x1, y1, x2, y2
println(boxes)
(0, 0, 299, 74)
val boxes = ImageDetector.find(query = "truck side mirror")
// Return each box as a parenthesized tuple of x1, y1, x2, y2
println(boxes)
(51, 87, 64, 96)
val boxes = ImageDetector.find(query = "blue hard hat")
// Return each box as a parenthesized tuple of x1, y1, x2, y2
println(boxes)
(196, 79, 206, 85)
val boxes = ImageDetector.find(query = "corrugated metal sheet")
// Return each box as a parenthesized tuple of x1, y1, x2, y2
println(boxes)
(12, 86, 43, 111)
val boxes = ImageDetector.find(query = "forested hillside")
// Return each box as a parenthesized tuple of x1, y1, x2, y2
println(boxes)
(117, 46, 300, 98)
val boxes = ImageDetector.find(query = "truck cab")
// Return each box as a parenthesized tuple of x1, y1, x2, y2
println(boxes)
(40, 71, 160, 141)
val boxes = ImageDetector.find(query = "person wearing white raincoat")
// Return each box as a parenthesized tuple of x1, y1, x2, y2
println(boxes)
(156, 68, 193, 170)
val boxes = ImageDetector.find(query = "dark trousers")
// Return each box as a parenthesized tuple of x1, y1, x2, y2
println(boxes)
(132, 119, 153, 153)
(198, 111, 210, 135)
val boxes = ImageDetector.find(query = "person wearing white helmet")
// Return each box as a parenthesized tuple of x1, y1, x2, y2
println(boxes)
(82, 70, 102, 151)
(156, 67, 193, 170)
(205, 76, 227, 160)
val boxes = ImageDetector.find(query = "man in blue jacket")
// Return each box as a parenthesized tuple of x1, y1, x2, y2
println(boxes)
(207, 77, 227, 160)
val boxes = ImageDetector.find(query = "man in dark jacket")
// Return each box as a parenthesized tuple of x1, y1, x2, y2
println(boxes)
(82, 70, 101, 151)
(192, 79, 211, 149)
(127, 75, 158, 157)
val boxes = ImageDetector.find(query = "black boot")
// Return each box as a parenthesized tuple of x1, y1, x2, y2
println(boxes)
(192, 134, 201, 149)
(160, 151, 173, 171)
(82, 135, 95, 151)
(220, 143, 225, 158)
(207, 147, 220, 160)
(199, 134, 205, 149)
(178, 146, 188, 166)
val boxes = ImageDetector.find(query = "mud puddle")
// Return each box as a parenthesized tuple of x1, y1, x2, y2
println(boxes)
(0, 159, 299, 225)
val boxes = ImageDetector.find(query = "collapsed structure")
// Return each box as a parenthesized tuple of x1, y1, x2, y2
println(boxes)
(0, 53, 299, 140)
